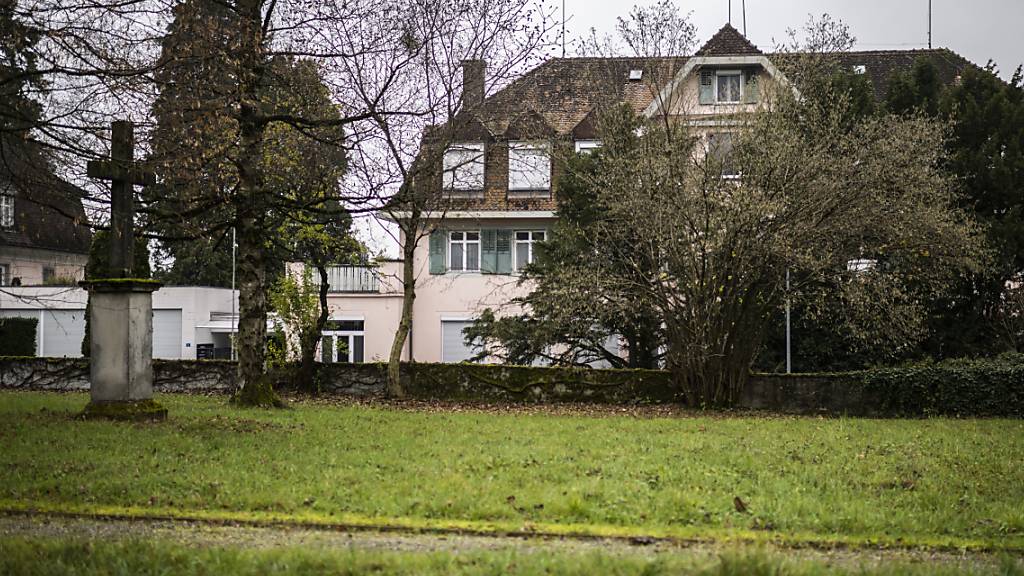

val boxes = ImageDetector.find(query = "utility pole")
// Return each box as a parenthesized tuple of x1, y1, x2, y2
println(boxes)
(742, 0, 747, 36)
(231, 226, 237, 361)
(785, 268, 792, 374)
(928, 0, 932, 49)
(561, 0, 565, 57)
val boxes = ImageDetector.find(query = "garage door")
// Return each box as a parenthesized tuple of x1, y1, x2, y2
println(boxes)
(441, 320, 477, 363)
(42, 309, 87, 358)
(153, 309, 183, 359)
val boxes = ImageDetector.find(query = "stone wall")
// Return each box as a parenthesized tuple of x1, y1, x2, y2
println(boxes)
(0, 357, 235, 393)
(6, 356, 1016, 417)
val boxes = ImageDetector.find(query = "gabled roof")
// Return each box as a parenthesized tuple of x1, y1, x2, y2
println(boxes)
(0, 137, 92, 256)
(695, 23, 762, 56)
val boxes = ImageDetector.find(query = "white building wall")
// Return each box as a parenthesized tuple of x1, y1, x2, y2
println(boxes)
(0, 286, 236, 359)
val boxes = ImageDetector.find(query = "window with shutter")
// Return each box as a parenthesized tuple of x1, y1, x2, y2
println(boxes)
(480, 229, 498, 273)
(699, 70, 714, 105)
(715, 71, 742, 103)
(743, 70, 759, 103)
(428, 229, 446, 274)
(496, 230, 512, 273)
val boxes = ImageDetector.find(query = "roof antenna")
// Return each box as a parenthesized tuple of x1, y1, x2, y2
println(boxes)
(742, 0, 747, 36)
(561, 0, 569, 57)
(928, 0, 932, 48)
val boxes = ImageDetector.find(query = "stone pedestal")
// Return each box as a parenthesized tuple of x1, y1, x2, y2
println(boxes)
(80, 279, 167, 421)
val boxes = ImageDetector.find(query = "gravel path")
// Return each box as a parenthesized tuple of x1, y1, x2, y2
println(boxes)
(0, 512, 1016, 571)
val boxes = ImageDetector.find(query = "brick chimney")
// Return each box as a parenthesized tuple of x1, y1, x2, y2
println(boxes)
(461, 60, 486, 106)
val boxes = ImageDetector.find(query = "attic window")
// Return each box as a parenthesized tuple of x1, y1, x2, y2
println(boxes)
(628, 69, 643, 81)
(853, 65, 867, 75)
(443, 143, 485, 192)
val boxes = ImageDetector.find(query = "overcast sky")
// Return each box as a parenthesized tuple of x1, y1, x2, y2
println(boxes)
(561, 0, 1023, 79)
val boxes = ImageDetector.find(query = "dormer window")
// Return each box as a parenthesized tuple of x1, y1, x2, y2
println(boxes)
(443, 143, 485, 193)
(0, 188, 13, 228)
(508, 141, 551, 196)
(574, 140, 602, 154)
(715, 70, 742, 103)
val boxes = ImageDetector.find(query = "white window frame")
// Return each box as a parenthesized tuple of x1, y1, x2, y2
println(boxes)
(442, 143, 485, 193)
(714, 70, 743, 104)
(448, 230, 481, 272)
(321, 318, 365, 363)
(513, 230, 546, 271)
(508, 141, 551, 193)
(0, 191, 13, 228)
(0, 263, 8, 286)
(574, 140, 602, 154)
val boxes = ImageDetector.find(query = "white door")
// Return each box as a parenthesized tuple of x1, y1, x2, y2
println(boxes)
(441, 320, 476, 363)
(42, 309, 86, 358)
(153, 309, 183, 359)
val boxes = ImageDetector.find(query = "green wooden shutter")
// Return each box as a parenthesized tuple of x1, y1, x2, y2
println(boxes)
(481, 229, 498, 273)
(699, 70, 714, 105)
(429, 229, 446, 274)
(496, 229, 512, 274)
(743, 70, 759, 104)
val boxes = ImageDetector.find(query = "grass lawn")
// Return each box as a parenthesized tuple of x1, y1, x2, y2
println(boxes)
(1, 391, 1023, 552)
(3, 536, 1023, 576)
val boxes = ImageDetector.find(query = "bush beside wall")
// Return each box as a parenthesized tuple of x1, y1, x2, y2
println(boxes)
(0, 318, 38, 357)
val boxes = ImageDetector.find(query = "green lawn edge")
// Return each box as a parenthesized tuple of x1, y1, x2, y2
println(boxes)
(2, 500, 1018, 554)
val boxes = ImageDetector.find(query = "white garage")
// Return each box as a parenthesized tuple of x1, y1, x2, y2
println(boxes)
(42, 309, 88, 358)
(152, 309, 183, 359)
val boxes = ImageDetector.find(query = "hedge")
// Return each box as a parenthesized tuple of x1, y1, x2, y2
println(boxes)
(857, 354, 1024, 417)
(0, 318, 38, 357)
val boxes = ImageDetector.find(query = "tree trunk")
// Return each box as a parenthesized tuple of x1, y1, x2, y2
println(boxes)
(293, 265, 331, 392)
(230, 0, 281, 408)
(387, 217, 419, 398)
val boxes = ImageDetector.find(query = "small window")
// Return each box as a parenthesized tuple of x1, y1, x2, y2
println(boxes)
(514, 230, 546, 270)
(0, 192, 13, 228)
(42, 267, 56, 284)
(847, 258, 877, 273)
(708, 132, 739, 178)
(574, 140, 602, 154)
(449, 231, 481, 272)
(853, 65, 867, 75)
(0, 264, 8, 287)
(443, 143, 485, 192)
(715, 71, 742, 104)
(508, 142, 551, 194)
(628, 69, 643, 81)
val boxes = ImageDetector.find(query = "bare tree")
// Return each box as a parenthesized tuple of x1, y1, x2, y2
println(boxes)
(8, 0, 556, 405)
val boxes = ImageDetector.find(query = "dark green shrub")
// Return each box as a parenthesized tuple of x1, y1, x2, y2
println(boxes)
(0, 318, 38, 356)
(859, 354, 1024, 417)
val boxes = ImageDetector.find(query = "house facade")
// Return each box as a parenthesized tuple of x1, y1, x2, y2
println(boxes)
(312, 24, 975, 365)
(0, 143, 92, 287)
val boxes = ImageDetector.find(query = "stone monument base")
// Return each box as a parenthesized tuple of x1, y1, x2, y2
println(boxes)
(80, 279, 166, 421)
(82, 398, 168, 421)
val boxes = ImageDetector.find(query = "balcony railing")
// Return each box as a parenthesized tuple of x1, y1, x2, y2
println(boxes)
(320, 265, 379, 293)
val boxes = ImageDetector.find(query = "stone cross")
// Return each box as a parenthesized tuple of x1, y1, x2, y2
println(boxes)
(87, 121, 155, 278)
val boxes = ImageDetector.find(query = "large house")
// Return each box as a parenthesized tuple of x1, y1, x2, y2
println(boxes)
(0, 142, 92, 287)
(310, 24, 975, 365)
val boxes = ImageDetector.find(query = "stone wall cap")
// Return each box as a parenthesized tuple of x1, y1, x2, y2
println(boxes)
(79, 278, 163, 293)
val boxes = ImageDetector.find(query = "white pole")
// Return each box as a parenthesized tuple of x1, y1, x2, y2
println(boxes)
(231, 226, 236, 361)
(785, 268, 791, 374)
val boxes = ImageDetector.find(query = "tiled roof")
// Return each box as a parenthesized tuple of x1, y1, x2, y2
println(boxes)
(695, 23, 762, 56)
(0, 138, 92, 255)
(453, 48, 975, 140)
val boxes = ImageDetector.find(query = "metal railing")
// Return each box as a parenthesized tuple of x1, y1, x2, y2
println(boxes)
(320, 265, 379, 293)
